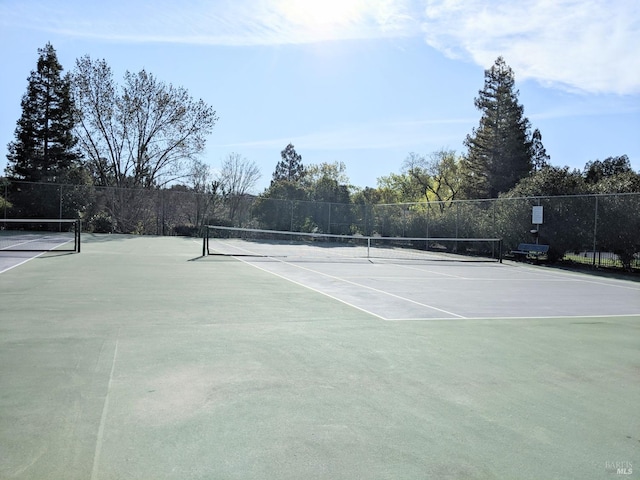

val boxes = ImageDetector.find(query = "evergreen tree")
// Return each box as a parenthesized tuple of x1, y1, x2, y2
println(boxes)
(272, 143, 304, 184)
(531, 128, 550, 172)
(462, 57, 533, 199)
(6, 43, 80, 183)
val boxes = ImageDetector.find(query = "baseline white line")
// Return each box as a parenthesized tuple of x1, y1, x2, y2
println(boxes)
(91, 337, 119, 480)
(506, 262, 640, 291)
(387, 313, 640, 322)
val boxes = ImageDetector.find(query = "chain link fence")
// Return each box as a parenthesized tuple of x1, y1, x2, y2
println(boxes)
(2, 180, 638, 270)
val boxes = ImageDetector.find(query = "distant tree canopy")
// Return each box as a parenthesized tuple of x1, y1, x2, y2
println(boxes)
(462, 57, 535, 199)
(6, 43, 81, 184)
(501, 156, 640, 198)
(583, 156, 640, 194)
(303, 161, 351, 205)
(71, 56, 218, 189)
(255, 147, 356, 232)
(584, 155, 633, 184)
(501, 165, 587, 198)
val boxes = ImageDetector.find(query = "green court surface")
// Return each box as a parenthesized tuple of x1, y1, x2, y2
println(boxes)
(1, 235, 639, 479)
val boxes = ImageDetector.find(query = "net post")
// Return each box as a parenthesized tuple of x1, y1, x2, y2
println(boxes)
(499, 238, 503, 263)
(367, 237, 371, 258)
(76, 219, 81, 253)
(202, 226, 208, 257)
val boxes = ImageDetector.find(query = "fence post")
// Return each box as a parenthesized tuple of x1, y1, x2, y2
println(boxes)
(592, 195, 599, 268)
(425, 203, 430, 238)
(492, 199, 496, 238)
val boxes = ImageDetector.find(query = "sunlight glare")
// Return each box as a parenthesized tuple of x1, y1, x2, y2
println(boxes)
(277, 0, 368, 31)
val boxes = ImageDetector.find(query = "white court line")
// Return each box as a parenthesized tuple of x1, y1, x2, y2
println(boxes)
(504, 262, 640, 291)
(1, 236, 75, 274)
(205, 240, 639, 321)
(209, 239, 466, 320)
(0, 252, 46, 274)
(91, 337, 119, 480)
(388, 313, 640, 322)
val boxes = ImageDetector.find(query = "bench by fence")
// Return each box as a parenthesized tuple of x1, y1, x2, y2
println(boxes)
(510, 243, 549, 262)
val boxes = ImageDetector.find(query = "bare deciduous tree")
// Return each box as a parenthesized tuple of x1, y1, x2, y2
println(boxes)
(216, 152, 261, 197)
(216, 152, 261, 224)
(72, 56, 218, 189)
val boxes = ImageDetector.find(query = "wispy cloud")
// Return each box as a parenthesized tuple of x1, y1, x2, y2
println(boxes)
(210, 117, 473, 152)
(0, 0, 421, 45)
(422, 0, 640, 95)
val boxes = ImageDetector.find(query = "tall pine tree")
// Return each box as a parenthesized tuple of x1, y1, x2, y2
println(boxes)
(462, 57, 533, 199)
(6, 43, 80, 184)
(272, 143, 304, 185)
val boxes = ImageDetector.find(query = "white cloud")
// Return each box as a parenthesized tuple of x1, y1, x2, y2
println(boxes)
(4, 0, 637, 95)
(422, 0, 640, 94)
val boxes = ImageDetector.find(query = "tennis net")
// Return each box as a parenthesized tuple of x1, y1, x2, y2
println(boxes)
(204, 225, 502, 263)
(0, 219, 81, 253)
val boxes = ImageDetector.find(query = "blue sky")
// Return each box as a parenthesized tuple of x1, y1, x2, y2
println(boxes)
(1, 0, 638, 192)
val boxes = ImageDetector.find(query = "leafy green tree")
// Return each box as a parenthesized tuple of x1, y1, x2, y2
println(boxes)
(303, 161, 349, 188)
(299, 162, 352, 233)
(499, 166, 590, 260)
(303, 162, 351, 204)
(504, 165, 587, 197)
(351, 187, 385, 205)
(252, 180, 307, 231)
(272, 143, 304, 184)
(0, 178, 11, 212)
(462, 57, 534, 199)
(589, 170, 640, 194)
(376, 172, 424, 203)
(402, 150, 462, 212)
(6, 43, 81, 184)
(595, 193, 640, 270)
(582, 155, 639, 268)
(584, 155, 633, 185)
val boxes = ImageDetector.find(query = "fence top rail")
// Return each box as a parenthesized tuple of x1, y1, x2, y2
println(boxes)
(1, 218, 79, 223)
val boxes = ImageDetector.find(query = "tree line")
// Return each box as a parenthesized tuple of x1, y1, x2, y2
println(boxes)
(2, 44, 638, 230)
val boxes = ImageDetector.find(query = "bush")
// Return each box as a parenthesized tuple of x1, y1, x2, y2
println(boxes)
(173, 224, 199, 236)
(89, 212, 116, 233)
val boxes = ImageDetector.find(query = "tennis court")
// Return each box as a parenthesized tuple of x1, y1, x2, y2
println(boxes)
(1, 233, 639, 479)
